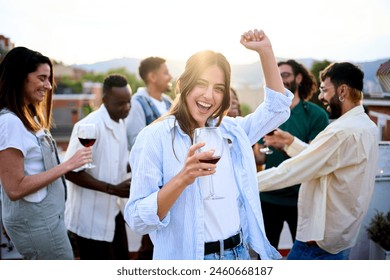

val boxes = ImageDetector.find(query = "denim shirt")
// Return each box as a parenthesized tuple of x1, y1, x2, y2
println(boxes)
(124, 87, 293, 260)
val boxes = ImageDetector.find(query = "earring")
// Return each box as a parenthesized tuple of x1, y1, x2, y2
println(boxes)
(339, 96, 345, 102)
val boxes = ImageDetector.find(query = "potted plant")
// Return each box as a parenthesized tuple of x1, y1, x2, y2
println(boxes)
(366, 210, 390, 260)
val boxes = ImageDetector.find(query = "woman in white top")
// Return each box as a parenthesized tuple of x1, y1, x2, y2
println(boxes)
(125, 29, 293, 260)
(0, 47, 91, 259)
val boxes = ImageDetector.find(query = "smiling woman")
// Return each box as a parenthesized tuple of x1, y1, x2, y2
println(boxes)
(0, 47, 92, 259)
(123, 29, 293, 260)
(23, 64, 52, 105)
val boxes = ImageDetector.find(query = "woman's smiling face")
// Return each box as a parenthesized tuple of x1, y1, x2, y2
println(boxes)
(23, 63, 52, 105)
(186, 64, 226, 128)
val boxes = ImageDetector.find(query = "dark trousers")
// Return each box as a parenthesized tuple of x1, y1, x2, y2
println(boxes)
(136, 234, 154, 260)
(261, 200, 297, 249)
(70, 212, 129, 260)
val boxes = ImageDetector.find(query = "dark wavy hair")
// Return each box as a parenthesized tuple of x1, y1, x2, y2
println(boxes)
(0, 47, 54, 132)
(278, 59, 317, 100)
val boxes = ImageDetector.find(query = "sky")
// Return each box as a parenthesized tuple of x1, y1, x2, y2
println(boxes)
(1, 0, 389, 66)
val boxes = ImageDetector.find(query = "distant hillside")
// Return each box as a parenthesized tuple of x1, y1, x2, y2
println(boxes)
(75, 57, 140, 74)
(74, 57, 389, 93)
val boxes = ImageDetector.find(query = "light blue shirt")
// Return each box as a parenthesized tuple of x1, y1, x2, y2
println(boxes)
(124, 87, 293, 260)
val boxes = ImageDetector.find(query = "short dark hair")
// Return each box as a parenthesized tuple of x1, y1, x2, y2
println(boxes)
(102, 74, 128, 96)
(138, 56, 166, 83)
(320, 62, 364, 91)
(278, 59, 317, 100)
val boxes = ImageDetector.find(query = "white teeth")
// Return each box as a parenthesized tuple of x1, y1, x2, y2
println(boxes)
(197, 101, 211, 108)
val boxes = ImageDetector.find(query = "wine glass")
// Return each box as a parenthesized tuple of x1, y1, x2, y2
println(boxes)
(260, 130, 276, 155)
(77, 123, 97, 169)
(193, 127, 224, 200)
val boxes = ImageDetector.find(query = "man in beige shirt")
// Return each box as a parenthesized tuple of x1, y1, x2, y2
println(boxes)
(257, 62, 379, 260)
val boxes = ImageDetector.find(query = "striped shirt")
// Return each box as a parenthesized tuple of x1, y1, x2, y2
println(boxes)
(125, 87, 293, 259)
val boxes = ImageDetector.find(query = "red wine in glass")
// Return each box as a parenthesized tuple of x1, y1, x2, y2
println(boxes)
(194, 127, 224, 200)
(77, 123, 97, 169)
(260, 130, 276, 155)
(78, 138, 96, 147)
(199, 156, 221, 164)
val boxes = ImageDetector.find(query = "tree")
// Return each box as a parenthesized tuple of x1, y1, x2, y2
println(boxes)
(0, 47, 8, 62)
(56, 75, 82, 93)
(310, 60, 332, 109)
(240, 103, 251, 117)
(105, 67, 144, 93)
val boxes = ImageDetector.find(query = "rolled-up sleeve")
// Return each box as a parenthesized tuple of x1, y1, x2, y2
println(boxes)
(124, 127, 170, 235)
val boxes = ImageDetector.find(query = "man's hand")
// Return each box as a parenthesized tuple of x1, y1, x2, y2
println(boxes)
(263, 128, 294, 150)
(107, 178, 131, 198)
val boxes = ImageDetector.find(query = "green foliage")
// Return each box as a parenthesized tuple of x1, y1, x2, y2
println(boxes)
(56, 67, 147, 95)
(367, 210, 390, 251)
(81, 72, 106, 83)
(0, 48, 8, 62)
(106, 67, 144, 93)
(82, 104, 94, 117)
(240, 103, 251, 117)
(310, 60, 332, 110)
(57, 75, 82, 93)
(311, 59, 332, 85)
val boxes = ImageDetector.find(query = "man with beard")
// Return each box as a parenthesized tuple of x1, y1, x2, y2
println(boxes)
(254, 60, 329, 253)
(257, 62, 379, 260)
(125, 56, 173, 259)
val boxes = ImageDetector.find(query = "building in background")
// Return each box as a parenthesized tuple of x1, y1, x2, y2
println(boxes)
(0, 35, 14, 60)
(51, 93, 97, 152)
(364, 60, 390, 141)
(51, 64, 102, 151)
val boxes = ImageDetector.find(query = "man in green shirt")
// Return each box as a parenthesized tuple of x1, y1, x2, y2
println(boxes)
(255, 60, 329, 251)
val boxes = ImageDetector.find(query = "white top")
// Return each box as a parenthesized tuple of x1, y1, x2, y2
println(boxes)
(258, 105, 379, 254)
(201, 139, 240, 242)
(150, 96, 169, 115)
(64, 105, 129, 242)
(0, 110, 47, 202)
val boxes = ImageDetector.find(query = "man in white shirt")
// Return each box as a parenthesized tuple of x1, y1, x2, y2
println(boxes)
(257, 62, 379, 260)
(64, 74, 132, 259)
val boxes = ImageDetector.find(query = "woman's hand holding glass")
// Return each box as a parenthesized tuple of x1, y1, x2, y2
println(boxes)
(77, 123, 97, 169)
(66, 147, 93, 172)
(194, 127, 224, 200)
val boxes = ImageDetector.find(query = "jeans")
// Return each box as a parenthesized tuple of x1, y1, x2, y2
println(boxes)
(204, 243, 251, 260)
(287, 240, 351, 260)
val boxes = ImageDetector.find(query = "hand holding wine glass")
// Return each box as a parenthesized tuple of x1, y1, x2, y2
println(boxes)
(193, 127, 224, 200)
(77, 123, 97, 169)
(260, 130, 276, 155)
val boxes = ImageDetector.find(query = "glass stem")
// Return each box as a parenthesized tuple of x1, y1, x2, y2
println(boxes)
(209, 175, 215, 197)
